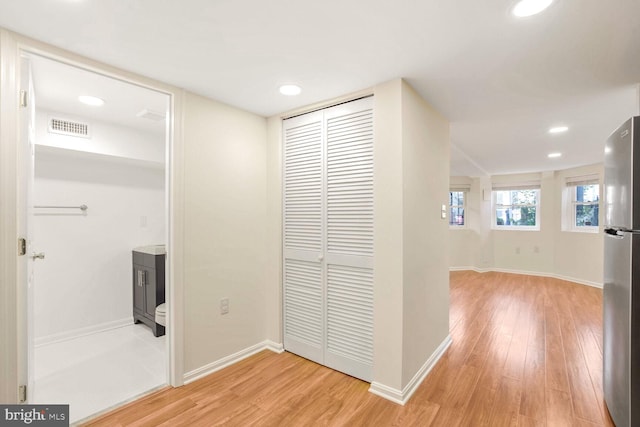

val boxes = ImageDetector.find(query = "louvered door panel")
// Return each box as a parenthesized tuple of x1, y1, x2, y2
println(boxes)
(324, 97, 374, 382)
(282, 111, 325, 364)
(284, 116, 323, 252)
(283, 259, 323, 363)
(325, 264, 373, 381)
(326, 107, 373, 256)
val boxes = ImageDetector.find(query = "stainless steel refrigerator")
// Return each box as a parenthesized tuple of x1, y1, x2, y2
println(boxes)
(604, 116, 640, 427)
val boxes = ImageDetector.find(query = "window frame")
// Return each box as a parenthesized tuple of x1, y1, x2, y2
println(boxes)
(448, 190, 467, 229)
(492, 187, 541, 231)
(565, 181, 600, 233)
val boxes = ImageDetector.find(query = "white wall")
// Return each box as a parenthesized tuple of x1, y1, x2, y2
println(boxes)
(373, 79, 450, 396)
(35, 109, 164, 164)
(400, 81, 450, 387)
(373, 79, 405, 391)
(265, 115, 282, 345)
(554, 164, 604, 283)
(33, 111, 165, 343)
(450, 163, 604, 286)
(182, 92, 268, 374)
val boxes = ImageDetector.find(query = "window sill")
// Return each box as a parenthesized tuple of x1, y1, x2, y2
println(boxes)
(564, 227, 599, 234)
(449, 225, 467, 230)
(492, 226, 540, 232)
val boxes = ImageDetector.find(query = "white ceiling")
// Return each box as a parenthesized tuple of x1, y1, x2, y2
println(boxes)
(1, 0, 638, 176)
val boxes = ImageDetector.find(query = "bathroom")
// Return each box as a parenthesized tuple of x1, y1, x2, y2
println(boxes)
(27, 53, 170, 423)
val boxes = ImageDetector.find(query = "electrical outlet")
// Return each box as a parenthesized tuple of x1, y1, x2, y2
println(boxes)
(220, 298, 229, 315)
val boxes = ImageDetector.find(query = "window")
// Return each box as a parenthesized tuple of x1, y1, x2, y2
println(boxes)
(449, 191, 465, 227)
(493, 186, 540, 230)
(563, 175, 600, 232)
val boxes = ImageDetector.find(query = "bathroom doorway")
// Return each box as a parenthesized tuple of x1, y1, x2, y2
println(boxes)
(22, 52, 172, 423)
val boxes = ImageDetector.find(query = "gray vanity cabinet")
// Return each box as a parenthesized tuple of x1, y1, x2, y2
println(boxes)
(132, 247, 165, 337)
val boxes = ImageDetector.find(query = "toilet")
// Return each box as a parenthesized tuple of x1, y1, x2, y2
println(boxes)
(155, 303, 167, 327)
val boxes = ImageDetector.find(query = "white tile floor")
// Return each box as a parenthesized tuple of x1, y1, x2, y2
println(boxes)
(32, 324, 166, 424)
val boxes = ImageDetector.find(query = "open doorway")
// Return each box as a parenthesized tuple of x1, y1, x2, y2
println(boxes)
(23, 53, 171, 423)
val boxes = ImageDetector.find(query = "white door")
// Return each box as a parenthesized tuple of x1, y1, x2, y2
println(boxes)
(283, 97, 374, 381)
(282, 110, 325, 365)
(19, 55, 37, 401)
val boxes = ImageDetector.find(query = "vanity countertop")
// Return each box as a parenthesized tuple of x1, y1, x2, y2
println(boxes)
(133, 244, 166, 255)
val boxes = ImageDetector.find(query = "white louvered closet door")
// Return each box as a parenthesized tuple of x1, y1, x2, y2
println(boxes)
(283, 97, 374, 382)
(283, 110, 325, 365)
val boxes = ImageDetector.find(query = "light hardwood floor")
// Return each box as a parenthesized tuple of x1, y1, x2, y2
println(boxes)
(85, 271, 614, 426)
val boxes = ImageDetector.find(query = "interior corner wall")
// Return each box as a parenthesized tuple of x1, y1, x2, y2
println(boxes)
(450, 163, 604, 286)
(553, 164, 604, 284)
(182, 91, 268, 374)
(492, 172, 556, 274)
(265, 115, 282, 344)
(400, 81, 450, 388)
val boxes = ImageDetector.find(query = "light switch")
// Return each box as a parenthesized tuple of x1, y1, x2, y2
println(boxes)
(441, 204, 447, 219)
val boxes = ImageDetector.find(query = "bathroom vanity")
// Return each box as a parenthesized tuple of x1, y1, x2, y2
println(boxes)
(132, 245, 165, 337)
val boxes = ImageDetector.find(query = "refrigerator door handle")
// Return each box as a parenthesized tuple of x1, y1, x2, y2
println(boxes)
(604, 228, 625, 238)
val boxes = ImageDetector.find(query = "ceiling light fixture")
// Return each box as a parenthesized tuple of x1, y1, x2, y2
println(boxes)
(78, 95, 105, 106)
(512, 0, 553, 17)
(549, 126, 569, 134)
(548, 152, 562, 158)
(279, 84, 302, 96)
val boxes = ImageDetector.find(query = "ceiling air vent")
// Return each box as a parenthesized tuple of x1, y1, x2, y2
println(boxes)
(48, 117, 91, 138)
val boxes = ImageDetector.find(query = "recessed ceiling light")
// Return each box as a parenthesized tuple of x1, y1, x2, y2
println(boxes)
(604, 146, 612, 154)
(78, 95, 105, 106)
(512, 0, 553, 17)
(549, 126, 569, 134)
(548, 152, 562, 158)
(279, 85, 302, 96)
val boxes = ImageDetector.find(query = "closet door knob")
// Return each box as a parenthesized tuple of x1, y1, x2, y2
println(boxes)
(318, 254, 324, 261)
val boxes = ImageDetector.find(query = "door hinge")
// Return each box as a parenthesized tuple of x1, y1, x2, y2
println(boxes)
(19, 385, 26, 403)
(18, 238, 26, 256)
(20, 90, 28, 108)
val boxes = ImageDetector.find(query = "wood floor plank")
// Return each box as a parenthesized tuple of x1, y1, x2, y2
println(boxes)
(519, 345, 545, 421)
(546, 388, 574, 427)
(545, 319, 570, 392)
(518, 414, 545, 427)
(85, 272, 611, 427)
(487, 376, 521, 427)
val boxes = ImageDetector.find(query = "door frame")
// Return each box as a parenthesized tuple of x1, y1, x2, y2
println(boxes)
(0, 28, 186, 403)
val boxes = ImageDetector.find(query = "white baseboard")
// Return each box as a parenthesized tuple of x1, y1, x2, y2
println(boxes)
(449, 266, 603, 289)
(35, 317, 133, 348)
(265, 340, 285, 353)
(369, 334, 452, 405)
(183, 340, 284, 384)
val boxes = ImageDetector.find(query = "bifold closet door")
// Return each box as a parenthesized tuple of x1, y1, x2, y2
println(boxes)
(283, 97, 374, 382)
(283, 110, 325, 365)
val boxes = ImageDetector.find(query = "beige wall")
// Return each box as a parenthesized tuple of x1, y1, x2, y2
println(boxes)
(400, 81, 450, 387)
(265, 116, 282, 344)
(182, 92, 269, 373)
(554, 164, 604, 283)
(372, 79, 451, 393)
(450, 163, 604, 286)
(373, 79, 405, 390)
